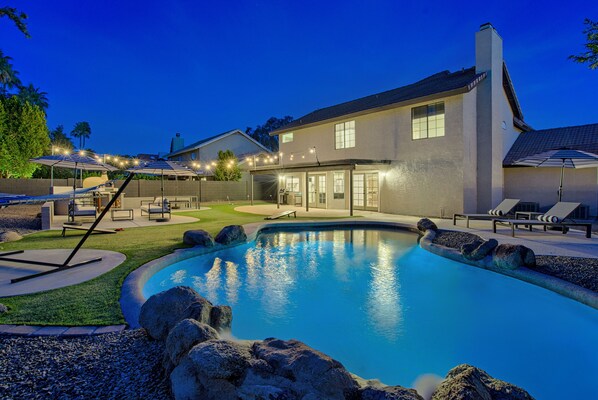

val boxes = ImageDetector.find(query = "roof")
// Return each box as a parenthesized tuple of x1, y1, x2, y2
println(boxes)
(165, 129, 272, 158)
(503, 123, 598, 166)
(271, 67, 487, 134)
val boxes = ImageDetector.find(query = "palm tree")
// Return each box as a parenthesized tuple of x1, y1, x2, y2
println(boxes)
(18, 83, 48, 111)
(0, 6, 30, 38)
(0, 49, 22, 96)
(71, 121, 92, 149)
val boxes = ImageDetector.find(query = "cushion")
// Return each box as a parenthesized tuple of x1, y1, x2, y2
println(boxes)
(488, 209, 503, 216)
(537, 214, 560, 223)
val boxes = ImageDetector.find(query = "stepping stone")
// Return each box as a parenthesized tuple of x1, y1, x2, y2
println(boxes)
(61, 326, 98, 336)
(0, 325, 40, 336)
(33, 326, 69, 336)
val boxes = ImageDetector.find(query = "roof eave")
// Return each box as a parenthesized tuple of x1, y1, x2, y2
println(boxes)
(269, 80, 485, 136)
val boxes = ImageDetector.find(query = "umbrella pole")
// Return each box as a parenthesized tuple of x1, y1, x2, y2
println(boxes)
(558, 159, 565, 202)
(155, 169, 169, 222)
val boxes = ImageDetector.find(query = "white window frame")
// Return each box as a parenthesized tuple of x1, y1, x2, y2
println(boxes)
(335, 121, 355, 149)
(412, 102, 445, 140)
(285, 176, 300, 192)
(281, 132, 294, 143)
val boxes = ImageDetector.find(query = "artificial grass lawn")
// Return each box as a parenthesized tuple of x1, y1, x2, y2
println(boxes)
(0, 204, 346, 326)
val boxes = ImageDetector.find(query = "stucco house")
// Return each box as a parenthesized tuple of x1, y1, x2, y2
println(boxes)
(253, 23, 596, 218)
(165, 129, 272, 176)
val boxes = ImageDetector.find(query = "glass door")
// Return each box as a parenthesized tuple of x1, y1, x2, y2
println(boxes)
(308, 176, 317, 207)
(317, 175, 326, 208)
(353, 172, 378, 211)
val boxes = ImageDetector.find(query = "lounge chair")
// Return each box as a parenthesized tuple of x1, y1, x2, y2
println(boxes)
(453, 199, 520, 227)
(140, 199, 171, 220)
(493, 202, 592, 238)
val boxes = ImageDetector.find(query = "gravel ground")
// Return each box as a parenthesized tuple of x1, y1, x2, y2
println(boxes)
(0, 329, 171, 400)
(432, 229, 598, 293)
(0, 204, 42, 236)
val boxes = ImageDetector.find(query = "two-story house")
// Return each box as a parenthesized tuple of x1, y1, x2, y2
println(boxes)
(253, 23, 528, 217)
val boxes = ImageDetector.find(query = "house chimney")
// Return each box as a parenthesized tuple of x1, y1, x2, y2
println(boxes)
(475, 23, 505, 213)
(170, 132, 184, 153)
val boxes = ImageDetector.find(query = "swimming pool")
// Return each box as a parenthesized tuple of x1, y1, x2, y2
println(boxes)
(143, 227, 598, 398)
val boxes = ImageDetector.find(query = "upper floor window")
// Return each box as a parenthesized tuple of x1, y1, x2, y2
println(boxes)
(281, 132, 294, 143)
(335, 120, 355, 149)
(412, 102, 445, 139)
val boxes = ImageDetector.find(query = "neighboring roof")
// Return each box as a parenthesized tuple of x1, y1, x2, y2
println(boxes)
(502, 62, 524, 121)
(503, 123, 598, 166)
(271, 67, 487, 134)
(165, 129, 272, 158)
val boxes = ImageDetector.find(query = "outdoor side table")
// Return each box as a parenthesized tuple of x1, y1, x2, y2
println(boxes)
(111, 208, 134, 221)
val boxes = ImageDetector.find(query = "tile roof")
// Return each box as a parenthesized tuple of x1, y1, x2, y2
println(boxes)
(503, 123, 598, 166)
(271, 67, 486, 134)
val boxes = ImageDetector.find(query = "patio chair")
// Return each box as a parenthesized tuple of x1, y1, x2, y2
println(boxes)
(140, 198, 171, 220)
(493, 202, 592, 238)
(453, 199, 520, 227)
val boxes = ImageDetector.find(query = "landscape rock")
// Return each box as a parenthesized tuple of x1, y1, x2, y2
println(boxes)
(210, 305, 233, 331)
(0, 303, 8, 314)
(0, 231, 23, 242)
(139, 286, 212, 340)
(215, 225, 247, 245)
(431, 364, 534, 400)
(250, 338, 359, 399)
(360, 385, 424, 400)
(417, 218, 438, 233)
(163, 319, 219, 374)
(182, 300, 214, 326)
(493, 244, 536, 270)
(462, 239, 498, 261)
(183, 229, 215, 247)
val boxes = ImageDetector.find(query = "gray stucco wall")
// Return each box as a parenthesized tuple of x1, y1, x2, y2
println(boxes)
(173, 132, 266, 162)
(504, 167, 598, 217)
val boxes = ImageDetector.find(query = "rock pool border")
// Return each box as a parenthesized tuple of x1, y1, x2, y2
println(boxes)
(121, 219, 598, 328)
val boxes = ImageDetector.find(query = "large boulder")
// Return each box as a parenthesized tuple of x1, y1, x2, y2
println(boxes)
(431, 364, 534, 400)
(360, 385, 424, 400)
(139, 286, 213, 340)
(461, 239, 498, 261)
(249, 338, 359, 400)
(493, 244, 536, 270)
(215, 225, 247, 245)
(417, 218, 438, 233)
(170, 339, 253, 400)
(163, 319, 220, 374)
(183, 230, 215, 247)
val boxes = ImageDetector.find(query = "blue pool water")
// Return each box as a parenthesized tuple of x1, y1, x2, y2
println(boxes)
(143, 228, 598, 398)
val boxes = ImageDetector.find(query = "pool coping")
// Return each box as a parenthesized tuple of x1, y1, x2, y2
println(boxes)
(120, 220, 598, 328)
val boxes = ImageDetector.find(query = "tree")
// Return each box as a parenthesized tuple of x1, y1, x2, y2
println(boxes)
(0, 49, 21, 96)
(0, 6, 30, 38)
(213, 150, 242, 181)
(71, 121, 91, 149)
(18, 83, 49, 111)
(0, 96, 49, 178)
(569, 18, 598, 69)
(245, 116, 293, 151)
(49, 124, 74, 150)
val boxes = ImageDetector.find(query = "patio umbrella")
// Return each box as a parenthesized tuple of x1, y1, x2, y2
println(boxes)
(30, 153, 118, 223)
(128, 160, 197, 221)
(513, 148, 598, 201)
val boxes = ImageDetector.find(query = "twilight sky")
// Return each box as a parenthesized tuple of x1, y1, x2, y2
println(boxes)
(1, 0, 596, 155)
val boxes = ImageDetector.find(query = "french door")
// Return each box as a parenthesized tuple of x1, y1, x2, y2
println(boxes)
(353, 172, 379, 211)
(308, 174, 326, 208)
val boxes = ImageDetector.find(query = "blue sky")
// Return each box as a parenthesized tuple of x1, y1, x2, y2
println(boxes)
(2, 0, 597, 155)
